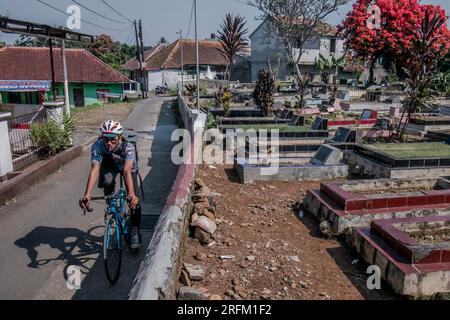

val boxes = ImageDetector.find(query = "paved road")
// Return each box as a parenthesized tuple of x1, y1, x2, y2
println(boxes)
(0, 97, 179, 299)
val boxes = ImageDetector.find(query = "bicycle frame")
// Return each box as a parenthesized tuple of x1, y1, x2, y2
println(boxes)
(104, 175, 130, 250)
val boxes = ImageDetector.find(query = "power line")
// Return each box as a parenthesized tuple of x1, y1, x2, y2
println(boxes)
(36, 0, 126, 31)
(70, 0, 130, 24)
(102, 0, 133, 24)
(186, 0, 194, 39)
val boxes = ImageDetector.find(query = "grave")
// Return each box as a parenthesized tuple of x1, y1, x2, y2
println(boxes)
(351, 216, 450, 297)
(340, 101, 394, 112)
(407, 115, 450, 135)
(303, 177, 450, 234)
(344, 142, 450, 178)
(235, 143, 347, 183)
(210, 107, 263, 118)
(312, 109, 378, 131)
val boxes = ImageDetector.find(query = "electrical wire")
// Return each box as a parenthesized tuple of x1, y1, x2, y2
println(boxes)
(36, 0, 126, 31)
(186, 0, 194, 39)
(70, 0, 130, 24)
(102, 0, 133, 24)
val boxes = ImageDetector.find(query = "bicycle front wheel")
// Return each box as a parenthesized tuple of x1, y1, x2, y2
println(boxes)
(103, 215, 122, 285)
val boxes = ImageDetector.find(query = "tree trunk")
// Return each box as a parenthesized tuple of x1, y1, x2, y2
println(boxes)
(228, 58, 233, 81)
(368, 58, 376, 86)
(294, 63, 305, 109)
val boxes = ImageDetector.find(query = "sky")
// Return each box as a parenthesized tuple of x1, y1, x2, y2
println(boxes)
(0, 0, 449, 46)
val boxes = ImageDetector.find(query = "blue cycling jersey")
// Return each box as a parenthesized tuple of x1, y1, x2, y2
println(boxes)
(91, 139, 138, 173)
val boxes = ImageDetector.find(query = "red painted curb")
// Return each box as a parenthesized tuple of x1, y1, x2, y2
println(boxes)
(163, 143, 196, 211)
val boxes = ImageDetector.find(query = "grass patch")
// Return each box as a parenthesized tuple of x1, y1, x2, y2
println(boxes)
(368, 142, 450, 158)
(220, 124, 311, 132)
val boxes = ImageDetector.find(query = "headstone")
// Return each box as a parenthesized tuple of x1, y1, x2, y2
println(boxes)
(333, 98, 342, 111)
(286, 110, 294, 119)
(311, 117, 328, 130)
(360, 109, 374, 120)
(289, 115, 305, 126)
(332, 127, 354, 143)
(310, 144, 343, 165)
(389, 106, 400, 117)
(380, 118, 392, 130)
(440, 105, 450, 116)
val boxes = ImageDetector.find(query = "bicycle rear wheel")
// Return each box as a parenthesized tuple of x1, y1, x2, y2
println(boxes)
(103, 215, 122, 284)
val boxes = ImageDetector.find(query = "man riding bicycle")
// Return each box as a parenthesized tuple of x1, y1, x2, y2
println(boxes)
(79, 120, 142, 249)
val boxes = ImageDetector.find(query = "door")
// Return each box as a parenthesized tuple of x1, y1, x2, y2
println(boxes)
(73, 88, 84, 107)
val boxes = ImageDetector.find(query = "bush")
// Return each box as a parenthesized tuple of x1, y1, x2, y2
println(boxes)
(30, 113, 74, 156)
(254, 70, 275, 116)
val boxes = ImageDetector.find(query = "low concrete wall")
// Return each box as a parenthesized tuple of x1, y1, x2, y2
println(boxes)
(0, 145, 82, 204)
(345, 151, 450, 179)
(235, 162, 348, 183)
(129, 94, 206, 300)
(351, 229, 450, 297)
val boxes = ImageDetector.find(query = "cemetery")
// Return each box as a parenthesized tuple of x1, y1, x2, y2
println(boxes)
(303, 177, 450, 234)
(175, 0, 450, 300)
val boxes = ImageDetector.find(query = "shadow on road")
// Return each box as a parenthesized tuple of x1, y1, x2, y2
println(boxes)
(14, 225, 103, 277)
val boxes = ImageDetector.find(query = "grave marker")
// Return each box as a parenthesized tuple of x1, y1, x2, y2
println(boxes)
(310, 144, 343, 165)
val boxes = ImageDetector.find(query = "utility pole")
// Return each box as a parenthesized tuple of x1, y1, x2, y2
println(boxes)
(138, 19, 147, 99)
(194, 0, 200, 110)
(61, 40, 70, 116)
(177, 29, 184, 91)
(48, 39, 57, 101)
(134, 20, 144, 99)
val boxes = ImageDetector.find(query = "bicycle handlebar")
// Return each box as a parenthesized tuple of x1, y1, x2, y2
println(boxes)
(82, 195, 128, 215)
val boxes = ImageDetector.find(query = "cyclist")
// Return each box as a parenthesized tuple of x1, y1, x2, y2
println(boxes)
(79, 120, 142, 249)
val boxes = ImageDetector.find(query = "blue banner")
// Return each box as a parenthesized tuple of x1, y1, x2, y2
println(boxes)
(0, 80, 51, 92)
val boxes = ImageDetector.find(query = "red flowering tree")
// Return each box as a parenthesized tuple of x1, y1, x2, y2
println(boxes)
(339, 0, 450, 83)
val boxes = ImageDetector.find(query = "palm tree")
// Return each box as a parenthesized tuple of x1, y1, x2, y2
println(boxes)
(317, 53, 346, 96)
(217, 14, 248, 81)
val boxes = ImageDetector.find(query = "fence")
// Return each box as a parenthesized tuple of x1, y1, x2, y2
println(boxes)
(7, 108, 47, 171)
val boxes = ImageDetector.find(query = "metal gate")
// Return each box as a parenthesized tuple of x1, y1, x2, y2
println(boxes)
(7, 108, 47, 171)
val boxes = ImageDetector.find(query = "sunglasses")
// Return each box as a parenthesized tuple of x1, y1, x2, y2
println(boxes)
(102, 136, 119, 143)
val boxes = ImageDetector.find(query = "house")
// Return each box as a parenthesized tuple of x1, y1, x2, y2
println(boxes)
(0, 46, 131, 108)
(249, 18, 352, 83)
(123, 38, 251, 90)
(122, 43, 166, 88)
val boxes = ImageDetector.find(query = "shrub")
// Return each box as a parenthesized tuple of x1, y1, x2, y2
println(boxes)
(30, 113, 74, 156)
(254, 70, 275, 116)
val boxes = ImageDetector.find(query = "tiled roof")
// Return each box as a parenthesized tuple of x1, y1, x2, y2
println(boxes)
(123, 44, 166, 70)
(0, 46, 130, 83)
(144, 39, 231, 70)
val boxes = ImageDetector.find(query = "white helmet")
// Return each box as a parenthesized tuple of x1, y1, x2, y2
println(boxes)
(99, 120, 123, 137)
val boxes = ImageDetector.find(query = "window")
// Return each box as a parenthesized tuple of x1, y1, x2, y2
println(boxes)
(330, 39, 336, 53)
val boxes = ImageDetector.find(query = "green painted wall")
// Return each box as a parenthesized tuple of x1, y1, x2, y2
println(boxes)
(1, 82, 124, 107)
(47, 82, 124, 107)
(1, 92, 9, 103)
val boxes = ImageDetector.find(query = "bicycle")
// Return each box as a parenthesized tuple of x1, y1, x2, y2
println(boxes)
(82, 175, 132, 285)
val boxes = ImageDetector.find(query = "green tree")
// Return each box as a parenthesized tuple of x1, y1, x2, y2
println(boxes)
(89, 34, 123, 71)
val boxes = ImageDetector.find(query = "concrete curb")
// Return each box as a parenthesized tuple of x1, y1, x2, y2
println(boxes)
(0, 145, 82, 205)
(128, 161, 196, 300)
(129, 95, 205, 300)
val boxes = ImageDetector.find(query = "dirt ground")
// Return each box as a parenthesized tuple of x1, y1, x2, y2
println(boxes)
(73, 102, 135, 128)
(181, 165, 400, 300)
(72, 102, 136, 146)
